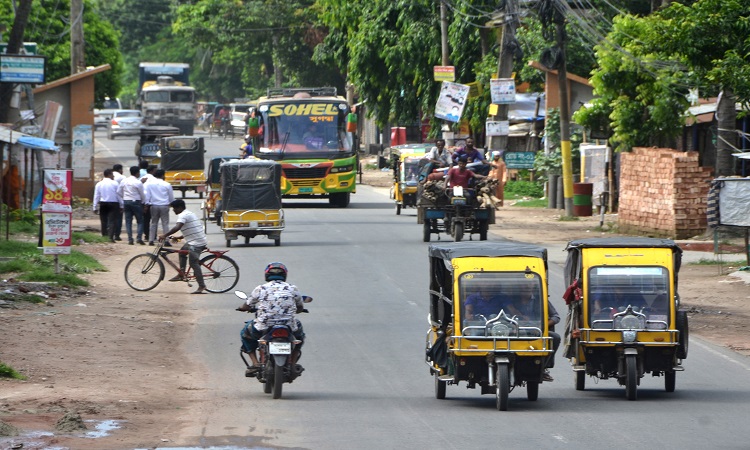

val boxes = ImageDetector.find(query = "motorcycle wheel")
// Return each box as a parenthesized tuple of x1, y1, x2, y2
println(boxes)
(453, 222, 464, 242)
(273, 363, 284, 399)
(263, 358, 272, 394)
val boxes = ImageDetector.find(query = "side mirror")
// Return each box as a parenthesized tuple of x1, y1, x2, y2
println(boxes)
(234, 290, 248, 300)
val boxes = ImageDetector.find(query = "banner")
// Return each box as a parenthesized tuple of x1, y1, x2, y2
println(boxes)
(486, 121, 510, 137)
(435, 81, 470, 123)
(41, 212, 72, 255)
(433, 66, 455, 82)
(42, 169, 72, 212)
(72, 125, 93, 179)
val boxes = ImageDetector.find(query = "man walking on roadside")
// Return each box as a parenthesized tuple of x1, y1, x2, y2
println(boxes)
(140, 165, 157, 243)
(92, 169, 123, 242)
(111, 164, 126, 241)
(117, 166, 146, 245)
(145, 169, 175, 246)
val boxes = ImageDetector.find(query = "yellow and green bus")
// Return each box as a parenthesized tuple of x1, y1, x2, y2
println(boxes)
(253, 87, 357, 207)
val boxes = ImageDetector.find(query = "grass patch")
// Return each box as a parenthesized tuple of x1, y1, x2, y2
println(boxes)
(72, 231, 111, 244)
(0, 240, 107, 287)
(558, 215, 580, 222)
(690, 258, 748, 266)
(0, 362, 26, 380)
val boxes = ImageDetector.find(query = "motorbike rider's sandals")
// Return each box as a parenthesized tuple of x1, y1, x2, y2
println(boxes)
(245, 365, 262, 377)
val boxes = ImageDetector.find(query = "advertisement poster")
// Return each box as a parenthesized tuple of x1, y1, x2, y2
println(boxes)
(433, 66, 455, 82)
(486, 120, 510, 137)
(42, 169, 72, 212)
(41, 212, 72, 255)
(72, 125, 93, 179)
(435, 81, 470, 123)
(490, 78, 516, 104)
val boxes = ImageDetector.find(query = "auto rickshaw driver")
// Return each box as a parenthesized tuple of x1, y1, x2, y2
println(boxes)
(464, 285, 507, 320)
(593, 283, 648, 317)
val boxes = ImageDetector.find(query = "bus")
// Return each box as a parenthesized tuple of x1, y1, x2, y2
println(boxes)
(253, 87, 357, 207)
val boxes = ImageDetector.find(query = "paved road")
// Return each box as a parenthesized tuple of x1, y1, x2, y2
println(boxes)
(96, 130, 750, 449)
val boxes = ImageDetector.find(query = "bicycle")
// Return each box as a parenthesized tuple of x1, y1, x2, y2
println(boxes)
(124, 239, 239, 293)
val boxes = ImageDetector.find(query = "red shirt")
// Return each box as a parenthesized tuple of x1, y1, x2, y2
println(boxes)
(447, 167, 476, 188)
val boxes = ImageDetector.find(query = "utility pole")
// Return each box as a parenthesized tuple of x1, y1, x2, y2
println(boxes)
(488, 0, 518, 154)
(555, 16, 574, 217)
(439, 0, 454, 146)
(70, 0, 85, 74)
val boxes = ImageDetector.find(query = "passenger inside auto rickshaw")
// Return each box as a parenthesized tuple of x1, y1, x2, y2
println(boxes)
(464, 285, 508, 320)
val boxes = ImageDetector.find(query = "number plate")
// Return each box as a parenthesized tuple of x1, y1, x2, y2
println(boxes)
(269, 342, 292, 354)
(299, 187, 313, 193)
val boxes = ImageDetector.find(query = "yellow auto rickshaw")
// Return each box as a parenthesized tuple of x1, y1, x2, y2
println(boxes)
(220, 158, 284, 247)
(201, 155, 238, 231)
(391, 152, 422, 215)
(425, 242, 555, 411)
(161, 135, 207, 198)
(562, 237, 688, 400)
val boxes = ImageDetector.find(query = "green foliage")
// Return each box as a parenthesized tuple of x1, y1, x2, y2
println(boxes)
(0, 362, 25, 380)
(504, 180, 544, 198)
(512, 198, 547, 208)
(0, 0, 123, 105)
(0, 240, 106, 286)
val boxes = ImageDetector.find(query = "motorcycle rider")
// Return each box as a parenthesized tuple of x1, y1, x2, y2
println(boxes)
(237, 262, 306, 376)
(240, 135, 253, 158)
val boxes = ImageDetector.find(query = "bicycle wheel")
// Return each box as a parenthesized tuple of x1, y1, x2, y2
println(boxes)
(125, 254, 165, 291)
(200, 254, 239, 293)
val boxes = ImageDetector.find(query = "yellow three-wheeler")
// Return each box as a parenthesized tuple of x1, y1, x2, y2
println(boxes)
(425, 242, 554, 411)
(161, 136, 207, 199)
(562, 237, 688, 400)
(220, 158, 284, 247)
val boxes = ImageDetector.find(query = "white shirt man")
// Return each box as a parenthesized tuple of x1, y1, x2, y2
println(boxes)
(117, 166, 147, 244)
(92, 169, 123, 242)
(144, 169, 175, 245)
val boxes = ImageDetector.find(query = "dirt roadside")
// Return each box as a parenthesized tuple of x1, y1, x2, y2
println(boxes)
(0, 167, 748, 449)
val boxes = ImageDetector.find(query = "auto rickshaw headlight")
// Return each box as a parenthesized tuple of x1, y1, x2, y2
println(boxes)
(618, 315, 645, 330)
(622, 330, 637, 343)
(489, 323, 511, 337)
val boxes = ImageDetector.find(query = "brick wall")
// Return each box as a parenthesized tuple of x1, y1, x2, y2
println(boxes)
(619, 147, 713, 239)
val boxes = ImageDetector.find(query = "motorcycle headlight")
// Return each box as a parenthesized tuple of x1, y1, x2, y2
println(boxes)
(490, 323, 511, 337)
(622, 330, 637, 343)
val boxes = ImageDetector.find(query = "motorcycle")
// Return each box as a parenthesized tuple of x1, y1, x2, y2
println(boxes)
(235, 290, 312, 399)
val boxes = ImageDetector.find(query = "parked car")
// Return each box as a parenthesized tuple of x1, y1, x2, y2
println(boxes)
(94, 97, 123, 129)
(107, 110, 144, 140)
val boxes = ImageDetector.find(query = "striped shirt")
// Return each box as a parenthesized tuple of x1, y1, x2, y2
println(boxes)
(176, 209, 207, 247)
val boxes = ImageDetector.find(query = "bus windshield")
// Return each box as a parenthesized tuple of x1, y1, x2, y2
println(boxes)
(256, 101, 353, 159)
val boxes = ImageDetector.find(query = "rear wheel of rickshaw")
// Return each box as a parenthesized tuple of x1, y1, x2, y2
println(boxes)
(526, 381, 539, 401)
(434, 373, 446, 399)
(274, 237, 281, 247)
(496, 364, 510, 411)
(396, 203, 401, 215)
(575, 370, 586, 391)
(422, 220, 431, 242)
(226, 239, 232, 248)
(625, 354, 638, 401)
(664, 371, 676, 392)
(453, 222, 464, 242)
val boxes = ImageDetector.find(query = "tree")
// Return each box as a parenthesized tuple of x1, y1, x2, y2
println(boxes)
(0, 0, 122, 120)
(575, 0, 750, 177)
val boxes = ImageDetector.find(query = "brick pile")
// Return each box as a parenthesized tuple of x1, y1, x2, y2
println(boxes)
(619, 147, 713, 239)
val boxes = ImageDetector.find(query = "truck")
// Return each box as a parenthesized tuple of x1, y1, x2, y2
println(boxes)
(137, 62, 196, 135)
(253, 87, 358, 207)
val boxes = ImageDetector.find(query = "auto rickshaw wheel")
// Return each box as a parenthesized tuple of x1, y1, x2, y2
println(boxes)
(244, 236, 250, 245)
(453, 222, 464, 242)
(396, 203, 401, 215)
(434, 373, 446, 400)
(575, 370, 586, 391)
(181, 189, 187, 198)
(676, 310, 689, 359)
(479, 221, 488, 241)
(625, 354, 638, 401)
(526, 381, 539, 401)
(226, 239, 231, 248)
(664, 371, 676, 392)
(423, 220, 431, 242)
(274, 237, 281, 247)
(496, 364, 510, 411)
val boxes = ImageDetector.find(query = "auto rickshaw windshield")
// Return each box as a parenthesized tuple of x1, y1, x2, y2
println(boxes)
(460, 272, 544, 330)
(401, 158, 421, 185)
(587, 266, 670, 329)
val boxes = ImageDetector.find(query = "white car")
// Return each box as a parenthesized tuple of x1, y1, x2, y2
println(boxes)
(106, 110, 144, 139)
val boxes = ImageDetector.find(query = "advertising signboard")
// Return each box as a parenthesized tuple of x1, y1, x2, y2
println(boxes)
(435, 81, 470, 123)
(41, 212, 72, 255)
(0, 55, 45, 83)
(490, 78, 516, 104)
(504, 151, 536, 169)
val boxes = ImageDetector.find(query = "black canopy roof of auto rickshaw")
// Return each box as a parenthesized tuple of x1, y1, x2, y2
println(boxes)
(428, 241, 548, 261)
(219, 159, 282, 211)
(565, 237, 682, 253)
(207, 156, 239, 186)
(160, 136, 205, 171)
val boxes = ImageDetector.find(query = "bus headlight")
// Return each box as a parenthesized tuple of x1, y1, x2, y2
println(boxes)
(330, 165, 353, 174)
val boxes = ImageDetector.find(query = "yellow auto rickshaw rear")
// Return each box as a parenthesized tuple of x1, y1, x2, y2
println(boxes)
(425, 242, 555, 411)
(161, 136, 207, 199)
(563, 237, 688, 400)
